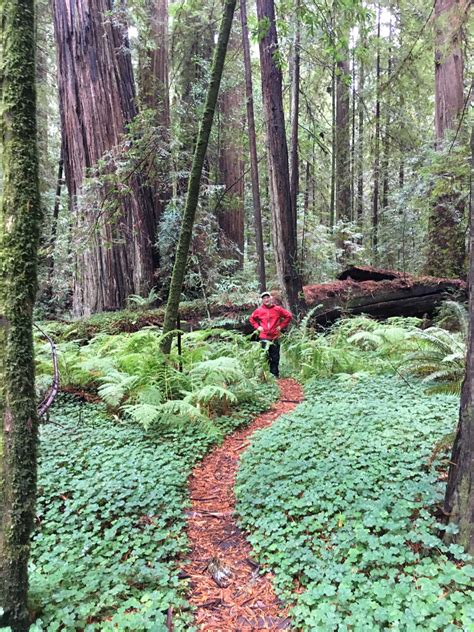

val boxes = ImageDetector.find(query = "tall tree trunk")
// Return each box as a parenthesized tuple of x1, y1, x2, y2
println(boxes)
(161, 0, 237, 354)
(351, 45, 356, 222)
(335, 45, 351, 223)
(46, 154, 64, 293)
(372, 5, 381, 260)
(356, 36, 365, 224)
(381, 18, 393, 213)
(217, 25, 244, 268)
(330, 61, 336, 227)
(256, 0, 303, 314)
(289, 0, 300, 241)
(172, 1, 215, 196)
(443, 124, 474, 555)
(425, 0, 467, 278)
(52, 0, 158, 316)
(0, 0, 42, 629)
(138, 0, 171, 228)
(240, 0, 266, 291)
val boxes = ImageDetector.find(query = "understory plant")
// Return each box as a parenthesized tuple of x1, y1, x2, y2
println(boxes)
(35, 327, 271, 433)
(236, 376, 473, 631)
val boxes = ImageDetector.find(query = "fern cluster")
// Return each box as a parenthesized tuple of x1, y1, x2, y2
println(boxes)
(35, 327, 270, 431)
(282, 303, 467, 394)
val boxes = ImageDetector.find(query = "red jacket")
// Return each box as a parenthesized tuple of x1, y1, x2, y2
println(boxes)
(249, 304, 293, 340)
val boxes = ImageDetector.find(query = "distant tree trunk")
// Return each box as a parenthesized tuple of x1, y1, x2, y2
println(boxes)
(240, 0, 266, 291)
(52, 0, 158, 316)
(256, 0, 303, 314)
(443, 124, 474, 555)
(425, 0, 467, 278)
(0, 1, 42, 629)
(330, 61, 336, 227)
(289, 0, 300, 241)
(381, 18, 393, 213)
(138, 0, 171, 228)
(356, 37, 365, 223)
(172, 1, 215, 196)
(217, 26, 244, 268)
(372, 6, 381, 260)
(161, 0, 237, 354)
(46, 155, 64, 291)
(335, 46, 351, 223)
(351, 46, 356, 221)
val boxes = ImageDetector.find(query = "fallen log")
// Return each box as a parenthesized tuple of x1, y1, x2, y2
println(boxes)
(303, 272, 466, 327)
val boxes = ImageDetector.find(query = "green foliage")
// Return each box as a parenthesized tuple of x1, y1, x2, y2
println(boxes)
(236, 376, 473, 631)
(126, 288, 161, 311)
(29, 380, 277, 630)
(282, 315, 422, 380)
(403, 326, 466, 395)
(35, 327, 273, 430)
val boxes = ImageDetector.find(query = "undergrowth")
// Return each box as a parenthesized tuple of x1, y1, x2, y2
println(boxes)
(236, 375, 473, 631)
(29, 383, 277, 631)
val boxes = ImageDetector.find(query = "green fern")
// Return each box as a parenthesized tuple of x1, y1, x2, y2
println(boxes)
(98, 370, 141, 407)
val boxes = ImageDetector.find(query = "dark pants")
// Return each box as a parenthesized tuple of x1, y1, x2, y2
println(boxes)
(261, 339, 280, 377)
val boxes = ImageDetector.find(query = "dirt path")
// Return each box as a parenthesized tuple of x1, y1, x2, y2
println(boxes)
(182, 378, 304, 631)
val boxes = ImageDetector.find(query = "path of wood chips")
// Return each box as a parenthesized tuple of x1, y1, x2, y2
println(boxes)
(183, 378, 304, 631)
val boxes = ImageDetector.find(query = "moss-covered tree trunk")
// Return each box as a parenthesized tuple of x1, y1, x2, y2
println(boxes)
(160, 0, 237, 354)
(443, 124, 474, 555)
(425, 0, 467, 278)
(0, 1, 42, 629)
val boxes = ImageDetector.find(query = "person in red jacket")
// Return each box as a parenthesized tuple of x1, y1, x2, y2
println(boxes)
(249, 291, 293, 378)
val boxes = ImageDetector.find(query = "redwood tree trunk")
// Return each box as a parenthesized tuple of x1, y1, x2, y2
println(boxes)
(138, 0, 171, 229)
(0, 0, 42, 628)
(240, 0, 266, 291)
(52, 0, 158, 316)
(356, 35, 365, 224)
(161, 0, 237, 353)
(218, 26, 245, 268)
(335, 52, 351, 222)
(425, 0, 467, 278)
(443, 124, 474, 555)
(289, 0, 300, 241)
(372, 6, 381, 260)
(256, 0, 303, 314)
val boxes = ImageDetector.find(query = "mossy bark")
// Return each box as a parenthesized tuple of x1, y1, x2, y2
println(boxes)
(0, 0, 42, 630)
(425, 0, 467, 278)
(161, 0, 237, 354)
(443, 125, 474, 555)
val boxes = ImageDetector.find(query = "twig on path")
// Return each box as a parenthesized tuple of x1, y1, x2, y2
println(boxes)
(166, 606, 173, 632)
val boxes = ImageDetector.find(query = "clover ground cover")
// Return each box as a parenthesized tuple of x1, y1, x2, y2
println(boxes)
(235, 376, 474, 631)
(29, 387, 276, 631)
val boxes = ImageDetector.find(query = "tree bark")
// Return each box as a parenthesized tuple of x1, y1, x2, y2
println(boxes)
(330, 61, 336, 227)
(240, 0, 266, 291)
(289, 0, 300, 241)
(217, 24, 245, 268)
(0, 1, 42, 629)
(335, 47, 351, 222)
(256, 0, 303, 314)
(52, 0, 158, 316)
(443, 124, 474, 555)
(356, 35, 365, 224)
(372, 6, 381, 260)
(161, 0, 237, 354)
(425, 0, 467, 278)
(138, 0, 171, 228)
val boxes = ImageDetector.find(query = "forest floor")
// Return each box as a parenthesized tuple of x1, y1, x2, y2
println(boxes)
(183, 378, 303, 631)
